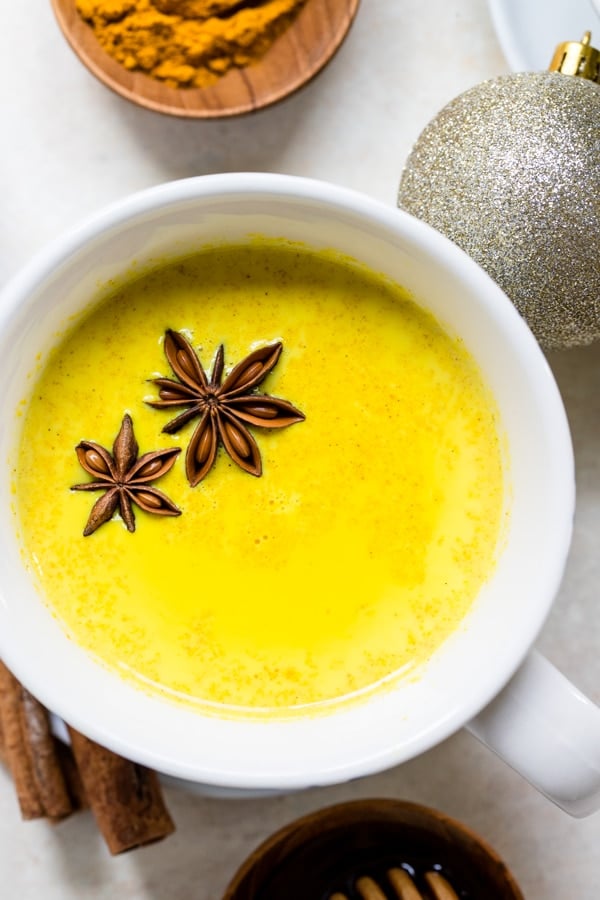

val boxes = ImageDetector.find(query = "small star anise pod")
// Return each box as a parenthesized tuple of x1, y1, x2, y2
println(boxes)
(147, 330, 305, 486)
(71, 414, 182, 536)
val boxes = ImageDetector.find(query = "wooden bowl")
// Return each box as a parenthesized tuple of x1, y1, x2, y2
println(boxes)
(222, 798, 525, 899)
(49, 0, 361, 117)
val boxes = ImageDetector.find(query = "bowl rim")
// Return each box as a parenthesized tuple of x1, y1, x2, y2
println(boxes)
(0, 174, 575, 788)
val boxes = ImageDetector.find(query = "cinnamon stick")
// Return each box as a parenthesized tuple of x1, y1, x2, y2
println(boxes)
(18, 688, 75, 820)
(0, 661, 58, 819)
(0, 662, 86, 822)
(67, 726, 175, 854)
(0, 661, 174, 850)
(53, 738, 88, 813)
(0, 705, 5, 763)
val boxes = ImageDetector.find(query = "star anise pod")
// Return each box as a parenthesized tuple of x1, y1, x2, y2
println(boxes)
(71, 414, 182, 536)
(147, 330, 305, 486)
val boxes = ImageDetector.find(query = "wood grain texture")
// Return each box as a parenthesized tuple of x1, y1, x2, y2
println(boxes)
(49, 0, 361, 118)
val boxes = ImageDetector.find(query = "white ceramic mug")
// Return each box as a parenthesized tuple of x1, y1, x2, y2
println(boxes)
(1, 174, 598, 815)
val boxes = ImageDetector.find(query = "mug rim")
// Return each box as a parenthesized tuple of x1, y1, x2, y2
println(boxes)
(0, 174, 575, 788)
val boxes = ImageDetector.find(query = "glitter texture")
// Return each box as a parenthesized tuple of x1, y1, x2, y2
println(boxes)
(398, 72, 600, 349)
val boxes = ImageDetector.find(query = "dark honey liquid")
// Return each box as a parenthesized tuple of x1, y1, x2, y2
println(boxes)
(256, 821, 500, 899)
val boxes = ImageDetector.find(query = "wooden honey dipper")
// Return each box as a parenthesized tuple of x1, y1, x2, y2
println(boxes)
(329, 866, 460, 900)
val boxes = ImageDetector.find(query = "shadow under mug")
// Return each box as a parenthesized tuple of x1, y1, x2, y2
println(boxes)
(0, 174, 598, 814)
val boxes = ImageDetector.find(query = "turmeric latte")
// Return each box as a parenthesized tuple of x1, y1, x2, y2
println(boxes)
(14, 242, 505, 716)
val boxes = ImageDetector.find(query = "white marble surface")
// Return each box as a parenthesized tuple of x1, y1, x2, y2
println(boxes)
(3, 0, 600, 896)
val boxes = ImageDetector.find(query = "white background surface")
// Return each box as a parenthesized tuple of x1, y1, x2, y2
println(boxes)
(2, 1, 600, 896)
(488, 0, 599, 70)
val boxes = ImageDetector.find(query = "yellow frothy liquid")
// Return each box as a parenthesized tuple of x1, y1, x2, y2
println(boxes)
(15, 242, 504, 716)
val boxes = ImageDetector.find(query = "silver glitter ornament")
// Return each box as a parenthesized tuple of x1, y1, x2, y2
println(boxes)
(398, 34, 600, 349)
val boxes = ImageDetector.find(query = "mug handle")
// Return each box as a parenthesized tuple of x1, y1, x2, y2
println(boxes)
(466, 649, 600, 817)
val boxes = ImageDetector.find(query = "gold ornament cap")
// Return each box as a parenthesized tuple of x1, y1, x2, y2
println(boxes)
(549, 31, 600, 83)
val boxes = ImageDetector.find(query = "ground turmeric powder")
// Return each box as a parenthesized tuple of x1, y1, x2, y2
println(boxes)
(76, 0, 308, 89)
